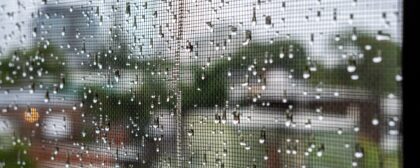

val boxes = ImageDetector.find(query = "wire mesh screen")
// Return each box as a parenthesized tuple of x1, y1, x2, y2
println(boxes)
(0, 0, 402, 167)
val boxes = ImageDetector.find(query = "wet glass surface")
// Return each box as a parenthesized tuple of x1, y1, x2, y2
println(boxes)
(0, 0, 402, 167)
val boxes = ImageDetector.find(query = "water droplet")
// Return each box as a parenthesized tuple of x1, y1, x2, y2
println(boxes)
(259, 129, 266, 144)
(304, 119, 312, 128)
(337, 128, 343, 135)
(372, 118, 379, 126)
(251, 7, 257, 26)
(376, 31, 391, 41)
(395, 74, 403, 81)
(347, 59, 357, 73)
(232, 111, 240, 125)
(265, 16, 272, 28)
(316, 144, 324, 157)
(44, 90, 50, 103)
(205, 22, 214, 32)
(187, 129, 194, 136)
(303, 66, 311, 79)
(372, 50, 382, 63)
(126, 2, 131, 17)
(60, 76, 65, 89)
(354, 144, 364, 158)
(61, 26, 65, 36)
(242, 30, 252, 46)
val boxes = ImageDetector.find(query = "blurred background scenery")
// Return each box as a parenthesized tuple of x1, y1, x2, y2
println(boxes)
(0, 0, 402, 167)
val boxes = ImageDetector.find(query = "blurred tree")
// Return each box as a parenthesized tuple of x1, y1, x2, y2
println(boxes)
(311, 34, 401, 96)
(0, 44, 67, 87)
(0, 139, 36, 168)
(182, 41, 308, 110)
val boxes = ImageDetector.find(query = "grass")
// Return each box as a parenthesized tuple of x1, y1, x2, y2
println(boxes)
(183, 114, 402, 168)
(183, 114, 266, 167)
(307, 132, 356, 168)
(183, 112, 354, 168)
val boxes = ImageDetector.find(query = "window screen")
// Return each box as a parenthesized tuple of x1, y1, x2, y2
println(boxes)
(0, 0, 402, 167)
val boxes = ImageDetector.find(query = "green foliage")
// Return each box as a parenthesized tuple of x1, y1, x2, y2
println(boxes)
(0, 45, 66, 86)
(0, 142, 36, 168)
(182, 41, 308, 110)
(79, 68, 175, 135)
(88, 45, 135, 70)
(181, 34, 402, 111)
(181, 69, 227, 110)
(311, 34, 401, 95)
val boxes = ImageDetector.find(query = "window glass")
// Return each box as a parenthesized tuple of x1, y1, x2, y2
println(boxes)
(0, 0, 402, 167)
